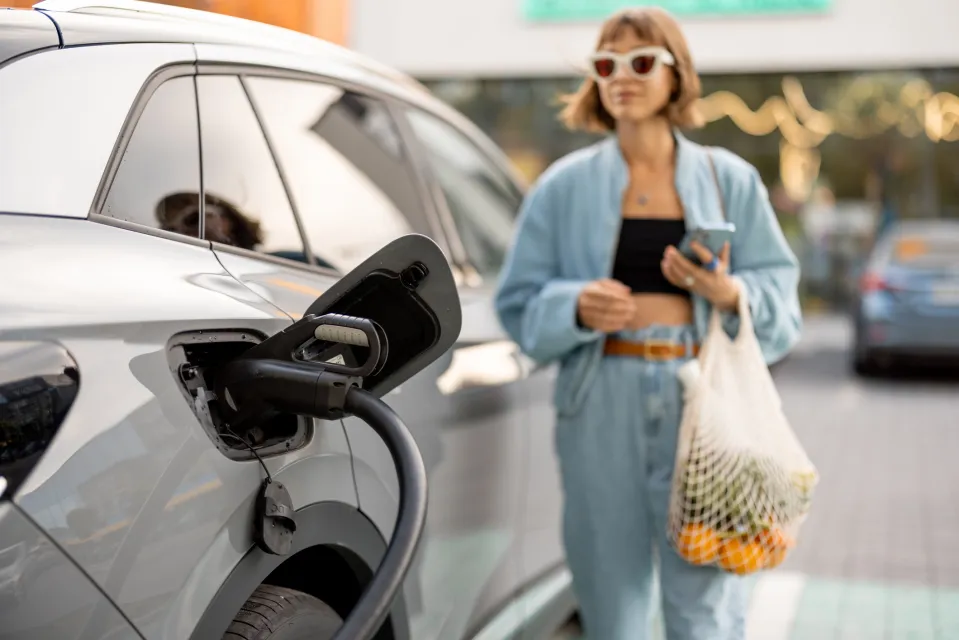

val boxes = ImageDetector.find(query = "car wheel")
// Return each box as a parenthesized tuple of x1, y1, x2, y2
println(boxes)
(851, 320, 878, 377)
(223, 585, 342, 640)
(853, 355, 875, 377)
(852, 347, 885, 377)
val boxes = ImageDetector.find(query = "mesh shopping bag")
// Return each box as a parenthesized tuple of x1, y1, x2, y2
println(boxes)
(667, 287, 818, 576)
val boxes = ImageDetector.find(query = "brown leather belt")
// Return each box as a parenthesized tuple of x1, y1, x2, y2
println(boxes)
(603, 338, 700, 360)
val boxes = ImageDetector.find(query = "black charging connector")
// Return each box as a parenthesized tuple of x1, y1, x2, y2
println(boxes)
(215, 313, 386, 430)
(212, 314, 380, 559)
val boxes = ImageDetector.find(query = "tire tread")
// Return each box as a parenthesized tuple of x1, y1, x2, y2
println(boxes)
(223, 585, 340, 640)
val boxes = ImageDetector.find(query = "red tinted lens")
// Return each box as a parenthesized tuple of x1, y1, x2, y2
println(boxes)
(592, 58, 615, 78)
(630, 55, 657, 75)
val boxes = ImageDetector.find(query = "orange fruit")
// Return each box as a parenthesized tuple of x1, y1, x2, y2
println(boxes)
(718, 537, 766, 575)
(756, 528, 795, 569)
(675, 523, 722, 565)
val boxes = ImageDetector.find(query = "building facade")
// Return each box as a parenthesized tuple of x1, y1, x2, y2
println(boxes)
(350, 0, 959, 308)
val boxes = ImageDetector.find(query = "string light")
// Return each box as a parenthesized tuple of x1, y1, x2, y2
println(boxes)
(697, 76, 959, 199)
(699, 75, 959, 143)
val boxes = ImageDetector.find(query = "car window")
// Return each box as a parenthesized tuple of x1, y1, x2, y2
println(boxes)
(245, 76, 430, 273)
(196, 75, 306, 263)
(403, 108, 523, 281)
(101, 76, 202, 237)
(892, 232, 959, 270)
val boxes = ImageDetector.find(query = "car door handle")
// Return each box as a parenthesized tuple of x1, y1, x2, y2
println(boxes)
(436, 340, 529, 395)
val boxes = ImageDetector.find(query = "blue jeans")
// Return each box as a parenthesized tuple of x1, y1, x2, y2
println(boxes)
(555, 323, 747, 639)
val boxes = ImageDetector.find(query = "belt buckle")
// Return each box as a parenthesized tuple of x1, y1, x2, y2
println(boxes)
(642, 339, 676, 361)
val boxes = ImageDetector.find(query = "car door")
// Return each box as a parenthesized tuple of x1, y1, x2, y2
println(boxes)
(6, 50, 355, 640)
(398, 105, 569, 633)
(187, 72, 331, 318)
(229, 71, 529, 640)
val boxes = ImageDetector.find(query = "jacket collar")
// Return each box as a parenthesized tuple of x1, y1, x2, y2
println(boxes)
(599, 128, 708, 227)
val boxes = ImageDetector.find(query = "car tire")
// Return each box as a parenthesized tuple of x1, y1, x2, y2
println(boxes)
(851, 320, 879, 377)
(853, 356, 874, 377)
(223, 585, 342, 640)
(852, 348, 883, 377)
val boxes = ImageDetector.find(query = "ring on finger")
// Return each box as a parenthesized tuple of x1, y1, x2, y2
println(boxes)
(684, 275, 695, 288)
(703, 257, 720, 273)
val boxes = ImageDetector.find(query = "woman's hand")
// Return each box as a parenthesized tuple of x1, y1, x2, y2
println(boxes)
(661, 241, 740, 311)
(576, 278, 634, 332)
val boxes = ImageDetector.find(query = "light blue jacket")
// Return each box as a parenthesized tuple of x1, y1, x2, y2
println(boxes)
(494, 131, 802, 417)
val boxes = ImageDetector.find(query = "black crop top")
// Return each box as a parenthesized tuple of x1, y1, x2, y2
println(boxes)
(611, 218, 690, 297)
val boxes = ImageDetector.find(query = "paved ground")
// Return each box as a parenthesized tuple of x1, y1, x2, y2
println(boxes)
(555, 314, 959, 640)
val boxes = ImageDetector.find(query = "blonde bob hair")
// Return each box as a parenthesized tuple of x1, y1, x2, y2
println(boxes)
(559, 7, 704, 132)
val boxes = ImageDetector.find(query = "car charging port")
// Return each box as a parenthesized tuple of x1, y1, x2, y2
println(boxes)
(167, 331, 310, 460)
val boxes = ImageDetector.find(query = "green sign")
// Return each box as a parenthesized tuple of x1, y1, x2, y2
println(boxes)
(523, 0, 832, 21)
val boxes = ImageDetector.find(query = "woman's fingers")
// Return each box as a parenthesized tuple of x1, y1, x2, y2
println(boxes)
(581, 296, 624, 315)
(689, 241, 714, 265)
(581, 297, 634, 330)
(662, 255, 692, 288)
(579, 278, 637, 331)
(598, 278, 633, 296)
(661, 261, 682, 287)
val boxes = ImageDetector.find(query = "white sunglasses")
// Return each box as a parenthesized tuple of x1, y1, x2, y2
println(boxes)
(587, 46, 675, 82)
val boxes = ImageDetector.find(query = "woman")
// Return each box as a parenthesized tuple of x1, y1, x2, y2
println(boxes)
(494, 7, 802, 640)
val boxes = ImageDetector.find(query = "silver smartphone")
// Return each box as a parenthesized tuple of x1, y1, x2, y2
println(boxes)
(677, 223, 736, 263)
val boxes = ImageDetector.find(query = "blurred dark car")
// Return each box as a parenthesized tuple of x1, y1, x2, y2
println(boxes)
(851, 220, 959, 375)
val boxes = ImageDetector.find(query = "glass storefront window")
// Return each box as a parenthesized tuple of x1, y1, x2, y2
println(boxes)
(422, 69, 959, 309)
